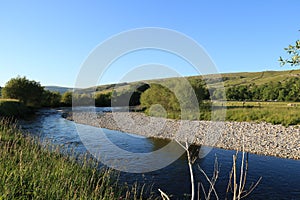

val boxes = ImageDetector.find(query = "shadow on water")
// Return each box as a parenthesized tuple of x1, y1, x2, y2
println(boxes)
(18, 108, 300, 199)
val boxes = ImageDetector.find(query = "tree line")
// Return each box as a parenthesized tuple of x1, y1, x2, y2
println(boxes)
(2, 75, 300, 112)
(224, 77, 300, 102)
(0, 76, 151, 108)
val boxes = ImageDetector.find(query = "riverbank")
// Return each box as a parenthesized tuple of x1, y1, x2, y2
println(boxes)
(0, 119, 154, 199)
(66, 111, 300, 160)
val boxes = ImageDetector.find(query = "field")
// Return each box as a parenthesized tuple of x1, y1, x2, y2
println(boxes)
(226, 101, 300, 126)
(206, 101, 300, 126)
(152, 101, 300, 127)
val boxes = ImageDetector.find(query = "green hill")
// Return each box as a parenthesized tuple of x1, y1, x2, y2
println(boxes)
(44, 86, 73, 94)
(203, 69, 300, 88)
(93, 69, 300, 93)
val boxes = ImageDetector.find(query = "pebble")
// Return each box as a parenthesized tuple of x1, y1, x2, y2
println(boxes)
(65, 111, 300, 160)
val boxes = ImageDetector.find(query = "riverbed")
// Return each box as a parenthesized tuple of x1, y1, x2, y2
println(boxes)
(67, 108, 300, 160)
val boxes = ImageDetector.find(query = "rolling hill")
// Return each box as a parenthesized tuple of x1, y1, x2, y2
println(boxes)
(42, 69, 300, 95)
(92, 69, 300, 93)
(203, 69, 300, 87)
(44, 86, 73, 94)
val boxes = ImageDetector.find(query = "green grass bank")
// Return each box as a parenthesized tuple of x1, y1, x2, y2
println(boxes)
(0, 119, 155, 199)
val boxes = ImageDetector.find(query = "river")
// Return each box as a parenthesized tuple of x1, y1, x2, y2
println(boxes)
(19, 108, 300, 199)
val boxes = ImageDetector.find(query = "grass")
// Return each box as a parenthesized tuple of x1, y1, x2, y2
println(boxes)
(204, 69, 300, 88)
(145, 101, 300, 126)
(221, 101, 300, 126)
(0, 119, 156, 199)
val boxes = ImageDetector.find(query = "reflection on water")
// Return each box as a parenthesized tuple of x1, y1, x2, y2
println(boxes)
(19, 108, 300, 199)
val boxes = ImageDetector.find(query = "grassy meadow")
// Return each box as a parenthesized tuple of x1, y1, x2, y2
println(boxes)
(216, 101, 300, 126)
(148, 101, 300, 127)
(0, 119, 155, 199)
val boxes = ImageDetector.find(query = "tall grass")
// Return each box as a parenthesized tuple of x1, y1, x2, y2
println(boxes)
(0, 119, 156, 199)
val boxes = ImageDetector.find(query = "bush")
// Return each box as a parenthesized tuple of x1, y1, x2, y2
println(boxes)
(0, 100, 31, 118)
(2, 77, 44, 107)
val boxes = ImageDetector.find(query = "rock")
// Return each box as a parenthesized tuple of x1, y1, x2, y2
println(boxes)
(67, 111, 300, 160)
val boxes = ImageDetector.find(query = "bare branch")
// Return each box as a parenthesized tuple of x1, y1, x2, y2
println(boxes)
(240, 176, 262, 199)
(198, 165, 219, 200)
(158, 189, 170, 200)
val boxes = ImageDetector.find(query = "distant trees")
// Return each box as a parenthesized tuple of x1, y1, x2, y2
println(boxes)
(95, 92, 111, 107)
(2, 77, 44, 107)
(112, 83, 150, 107)
(41, 90, 61, 107)
(3, 73, 300, 112)
(187, 78, 210, 101)
(61, 91, 73, 106)
(226, 85, 252, 101)
(223, 77, 300, 102)
(140, 79, 210, 117)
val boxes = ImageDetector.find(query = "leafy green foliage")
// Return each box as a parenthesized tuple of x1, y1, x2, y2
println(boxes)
(112, 83, 150, 107)
(41, 90, 62, 107)
(279, 39, 300, 66)
(140, 79, 209, 119)
(2, 77, 44, 107)
(141, 83, 180, 117)
(224, 77, 300, 101)
(0, 100, 30, 117)
(60, 91, 73, 106)
(95, 92, 111, 107)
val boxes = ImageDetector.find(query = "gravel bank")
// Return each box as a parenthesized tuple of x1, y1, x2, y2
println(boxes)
(66, 111, 300, 160)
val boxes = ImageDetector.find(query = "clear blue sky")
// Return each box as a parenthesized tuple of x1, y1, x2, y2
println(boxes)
(1, 0, 299, 87)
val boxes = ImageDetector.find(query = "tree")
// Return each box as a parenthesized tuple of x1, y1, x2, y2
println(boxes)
(140, 79, 208, 119)
(2, 76, 44, 107)
(111, 83, 150, 107)
(140, 83, 179, 114)
(279, 38, 300, 66)
(61, 91, 73, 106)
(95, 92, 111, 107)
(188, 78, 210, 101)
(41, 90, 62, 107)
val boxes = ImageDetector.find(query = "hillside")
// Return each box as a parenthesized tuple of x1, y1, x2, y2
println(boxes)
(203, 69, 300, 88)
(92, 69, 300, 93)
(44, 86, 73, 94)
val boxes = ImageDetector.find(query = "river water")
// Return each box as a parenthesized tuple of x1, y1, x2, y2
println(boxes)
(19, 108, 300, 199)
